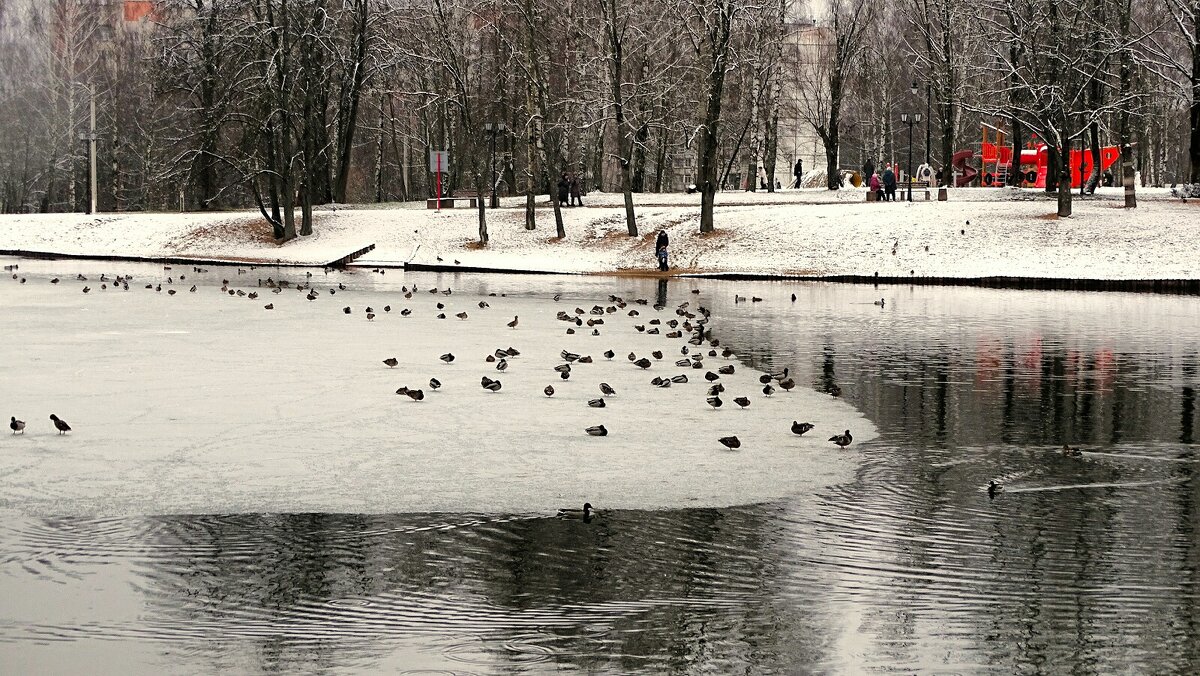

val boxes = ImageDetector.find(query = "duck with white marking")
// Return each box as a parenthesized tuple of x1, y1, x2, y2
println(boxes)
(828, 430, 852, 447)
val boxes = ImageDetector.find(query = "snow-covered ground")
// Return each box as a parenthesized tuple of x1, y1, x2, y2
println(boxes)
(0, 260, 873, 516)
(0, 186, 1194, 279)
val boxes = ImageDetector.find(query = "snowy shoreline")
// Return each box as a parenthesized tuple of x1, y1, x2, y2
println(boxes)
(1, 186, 1196, 285)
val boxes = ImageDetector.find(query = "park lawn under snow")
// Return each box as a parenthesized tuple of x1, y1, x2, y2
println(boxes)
(0, 186, 1194, 279)
(0, 260, 873, 517)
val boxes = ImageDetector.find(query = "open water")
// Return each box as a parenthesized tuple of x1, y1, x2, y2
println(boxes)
(2, 263, 1199, 674)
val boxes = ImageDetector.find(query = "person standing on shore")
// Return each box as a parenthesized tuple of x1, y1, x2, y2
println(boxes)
(655, 230, 669, 271)
(557, 172, 570, 206)
(569, 174, 583, 206)
(882, 166, 897, 202)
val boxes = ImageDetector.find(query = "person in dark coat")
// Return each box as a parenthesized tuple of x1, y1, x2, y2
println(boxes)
(792, 158, 804, 189)
(654, 230, 669, 271)
(862, 159, 876, 188)
(569, 174, 583, 206)
(881, 166, 897, 202)
(557, 172, 570, 206)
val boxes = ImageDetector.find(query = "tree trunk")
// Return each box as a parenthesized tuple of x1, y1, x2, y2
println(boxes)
(653, 134, 667, 193)
(1117, 0, 1136, 207)
(764, 106, 779, 192)
(1057, 134, 1072, 217)
(525, 122, 537, 230)
(551, 174, 565, 238)
(1046, 145, 1059, 193)
(300, 182, 313, 237)
(476, 173, 488, 244)
(1190, 70, 1200, 183)
(632, 123, 648, 192)
(1085, 121, 1101, 194)
(822, 70, 844, 190)
(621, 161, 637, 237)
(333, 0, 369, 203)
(598, 0, 637, 236)
(697, 1, 733, 233)
(1009, 117, 1023, 186)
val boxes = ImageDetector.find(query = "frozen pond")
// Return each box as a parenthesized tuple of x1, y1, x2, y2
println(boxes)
(0, 259, 869, 515)
(2, 257, 1200, 673)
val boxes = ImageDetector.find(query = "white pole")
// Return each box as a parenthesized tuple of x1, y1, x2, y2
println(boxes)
(88, 84, 97, 215)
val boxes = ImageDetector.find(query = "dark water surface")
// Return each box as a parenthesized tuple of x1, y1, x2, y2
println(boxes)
(3, 265, 1200, 673)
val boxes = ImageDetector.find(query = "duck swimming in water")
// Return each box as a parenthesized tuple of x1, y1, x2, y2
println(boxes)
(718, 436, 741, 450)
(558, 503, 594, 520)
(585, 425, 608, 437)
(1061, 444, 1083, 457)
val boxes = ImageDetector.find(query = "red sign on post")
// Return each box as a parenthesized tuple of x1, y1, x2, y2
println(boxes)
(429, 150, 449, 211)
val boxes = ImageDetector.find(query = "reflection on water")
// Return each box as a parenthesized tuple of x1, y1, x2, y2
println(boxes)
(3, 265, 1200, 672)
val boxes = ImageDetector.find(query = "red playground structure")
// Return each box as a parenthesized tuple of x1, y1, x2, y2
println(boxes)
(971, 124, 1120, 188)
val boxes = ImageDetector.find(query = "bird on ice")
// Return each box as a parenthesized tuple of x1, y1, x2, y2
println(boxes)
(49, 414, 71, 435)
(828, 430, 853, 447)
(9, 417, 25, 434)
(791, 421, 814, 436)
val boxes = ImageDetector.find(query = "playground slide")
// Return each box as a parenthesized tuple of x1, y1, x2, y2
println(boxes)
(952, 150, 978, 187)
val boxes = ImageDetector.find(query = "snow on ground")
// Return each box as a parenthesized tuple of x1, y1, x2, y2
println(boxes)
(0, 261, 873, 517)
(0, 186, 1194, 279)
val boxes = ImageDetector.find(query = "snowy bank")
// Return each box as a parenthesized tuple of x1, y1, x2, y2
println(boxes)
(0, 187, 1196, 281)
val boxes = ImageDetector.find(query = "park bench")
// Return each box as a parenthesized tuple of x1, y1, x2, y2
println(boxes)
(426, 195, 478, 209)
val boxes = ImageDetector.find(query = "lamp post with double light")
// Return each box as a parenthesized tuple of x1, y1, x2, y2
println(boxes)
(484, 122, 507, 208)
(900, 110, 923, 202)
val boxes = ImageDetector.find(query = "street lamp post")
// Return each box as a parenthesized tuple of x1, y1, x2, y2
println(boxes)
(75, 82, 98, 215)
(924, 83, 932, 165)
(901, 111, 923, 202)
(484, 122, 506, 208)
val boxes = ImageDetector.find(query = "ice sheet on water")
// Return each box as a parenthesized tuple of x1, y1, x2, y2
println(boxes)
(0, 263, 874, 516)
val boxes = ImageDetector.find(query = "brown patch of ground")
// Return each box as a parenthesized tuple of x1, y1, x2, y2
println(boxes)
(1036, 212, 1060, 220)
(173, 217, 277, 253)
(600, 267, 705, 278)
(463, 240, 487, 250)
(585, 229, 641, 249)
(692, 228, 737, 241)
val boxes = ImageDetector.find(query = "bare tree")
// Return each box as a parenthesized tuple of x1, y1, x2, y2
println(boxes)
(682, 0, 740, 233)
(796, 0, 875, 190)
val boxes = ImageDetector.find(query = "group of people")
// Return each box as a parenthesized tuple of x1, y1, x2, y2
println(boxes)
(556, 172, 584, 206)
(863, 159, 900, 201)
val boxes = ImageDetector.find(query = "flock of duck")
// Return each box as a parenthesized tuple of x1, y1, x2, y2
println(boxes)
(6, 259, 862, 517)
